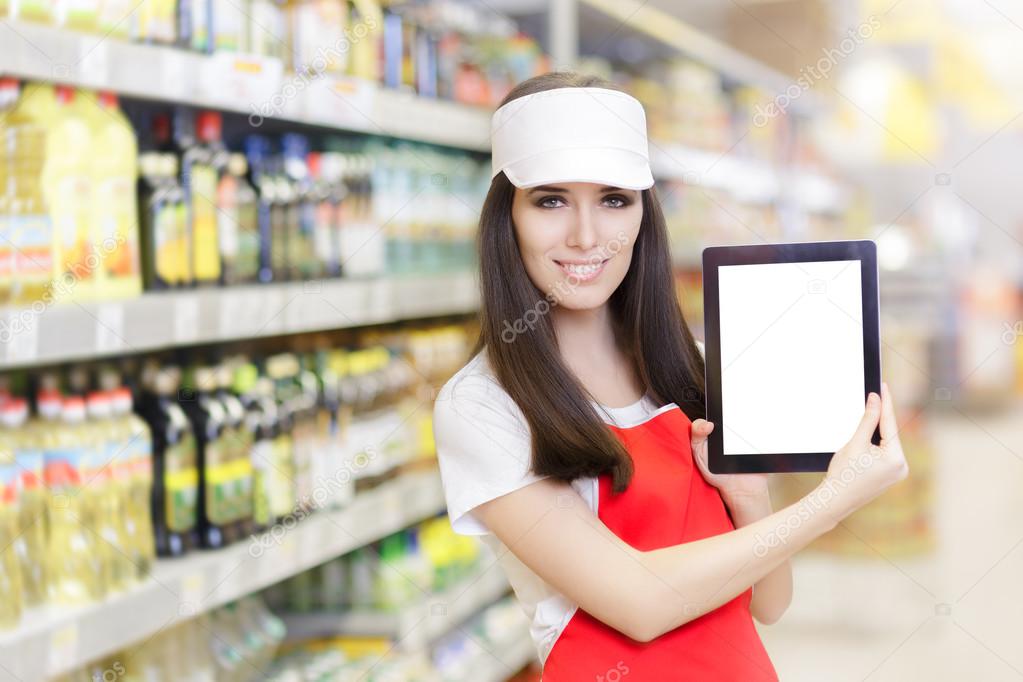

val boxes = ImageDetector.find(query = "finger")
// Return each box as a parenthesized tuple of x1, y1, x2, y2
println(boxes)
(852, 391, 881, 444)
(691, 419, 714, 445)
(879, 381, 899, 443)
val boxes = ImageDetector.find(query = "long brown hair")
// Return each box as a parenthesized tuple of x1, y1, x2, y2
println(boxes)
(475, 71, 705, 494)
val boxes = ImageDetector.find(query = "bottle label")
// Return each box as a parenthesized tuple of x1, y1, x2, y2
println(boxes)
(269, 435, 295, 518)
(55, 174, 96, 284)
(250, 439, 272, 526)
(10, 214, 54, 287)
(43, 446, 88, 490)
(0, 461, 19, 505)
(164, 435, 199, 532)
(130, 435, 154, 484)
(204, 438, 253, 525)
(94, 175, 140, 280)
(16, 449, 44, 491)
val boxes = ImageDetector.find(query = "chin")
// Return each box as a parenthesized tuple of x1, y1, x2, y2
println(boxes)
(551, 287, 615, 311)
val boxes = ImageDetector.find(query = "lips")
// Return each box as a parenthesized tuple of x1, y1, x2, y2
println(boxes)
(554, 258, 609, 282)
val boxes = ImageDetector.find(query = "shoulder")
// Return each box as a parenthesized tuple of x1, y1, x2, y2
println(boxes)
(433, 349, 530, 444)
(435, 350, 525, 422)
(695, 339, 705, 358)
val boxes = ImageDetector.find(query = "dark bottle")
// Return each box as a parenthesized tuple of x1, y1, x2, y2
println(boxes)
(140, 364, 199, 557)
(269, 156, 296, 282)
(244, 135, 276, 284)
(219, 153, 261, 285)
(282, 133, 320, 281)
(180, 365, 244, 548)
(214, 362, 255, 538)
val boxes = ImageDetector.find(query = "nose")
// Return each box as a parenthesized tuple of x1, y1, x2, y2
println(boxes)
(566, 204, 599, 250)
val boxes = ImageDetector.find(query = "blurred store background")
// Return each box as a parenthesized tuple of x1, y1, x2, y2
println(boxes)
(0, 0, 1021, 680)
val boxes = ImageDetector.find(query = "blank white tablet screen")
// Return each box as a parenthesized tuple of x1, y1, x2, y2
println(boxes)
(719, 260, 864, 455)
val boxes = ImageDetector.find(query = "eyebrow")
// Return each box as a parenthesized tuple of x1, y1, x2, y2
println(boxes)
(526, 185, 629, 195)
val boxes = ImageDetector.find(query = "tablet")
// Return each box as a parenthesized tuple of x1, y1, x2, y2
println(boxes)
(702, 240, 881, 473)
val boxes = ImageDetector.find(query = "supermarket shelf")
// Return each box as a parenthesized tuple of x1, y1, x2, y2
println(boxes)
(0, 469, 446, 681)
(0, 271, 479, 368)
(577, 0, 823, 113)
(460, 628, 537, 682)
(281, 563, 512, 651)
(651, 143, 847, 212)
(0, 21, 490, 152)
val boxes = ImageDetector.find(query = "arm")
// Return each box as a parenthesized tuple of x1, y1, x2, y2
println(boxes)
(473, 384, 906, 643)
(474, 474, 832, 643)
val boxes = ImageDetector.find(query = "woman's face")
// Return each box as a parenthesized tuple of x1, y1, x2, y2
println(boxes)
(511, 182, 642, 311)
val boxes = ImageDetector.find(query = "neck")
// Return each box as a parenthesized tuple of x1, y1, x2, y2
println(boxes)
(552, 304, 617, 365)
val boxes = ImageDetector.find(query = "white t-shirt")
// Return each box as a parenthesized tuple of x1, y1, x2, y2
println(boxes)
(432, 341, 704, 664)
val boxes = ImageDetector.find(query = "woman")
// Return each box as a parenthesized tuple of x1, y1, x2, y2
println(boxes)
(433, 72, 908, 680)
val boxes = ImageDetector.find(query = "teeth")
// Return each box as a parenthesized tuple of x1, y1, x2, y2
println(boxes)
(562, 262, 601, 275)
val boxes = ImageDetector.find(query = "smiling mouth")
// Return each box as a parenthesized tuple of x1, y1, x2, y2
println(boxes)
(554, 258, 610, 281)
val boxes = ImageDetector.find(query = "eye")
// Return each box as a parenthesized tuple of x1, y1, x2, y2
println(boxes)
(537, 195, 566, 209)
(602, 194, 632, 208)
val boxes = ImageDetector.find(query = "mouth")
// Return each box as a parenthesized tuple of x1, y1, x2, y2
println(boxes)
(554, 257, 610, 282)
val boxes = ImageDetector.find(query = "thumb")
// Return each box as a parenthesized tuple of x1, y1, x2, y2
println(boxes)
(691, 419, 714, 446)
(851, 392, 881, 445)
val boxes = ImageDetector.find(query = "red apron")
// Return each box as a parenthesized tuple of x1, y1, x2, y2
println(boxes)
(542, 406, 779, 681)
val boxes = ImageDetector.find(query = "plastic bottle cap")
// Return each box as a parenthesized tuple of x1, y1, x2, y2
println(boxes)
(197, 110, 223, 142)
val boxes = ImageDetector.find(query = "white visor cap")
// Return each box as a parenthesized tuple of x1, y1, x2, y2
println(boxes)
(490, 87, 655, 191)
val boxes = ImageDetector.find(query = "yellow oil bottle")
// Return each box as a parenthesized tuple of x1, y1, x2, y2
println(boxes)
(87, 390, 136, 592)
(0, 405, 25, 629)
(7, 397, 47, 607)
(111, 386, 155, 581)
(5, 82, 57, 306)
(44, 395, 106, 604)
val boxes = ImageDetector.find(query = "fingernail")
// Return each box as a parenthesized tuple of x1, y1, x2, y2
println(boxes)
(870, 392, 879, 404)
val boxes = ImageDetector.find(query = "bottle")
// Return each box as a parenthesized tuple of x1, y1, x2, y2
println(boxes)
(269, 155, 295, 282)
(90, 92, 142, 299)
(45, 395, 106, 603)
(9, 397, 46, 606)
(0, 404, 24, 628)
(284, 136, 320, 281)
(306, 152, 341, 278)
(6, 82, 57, 306)
(110, 385, 156, 581)
(180, 366, 238, 549)
(184, 111, 226, 286)
(233, 154, 262, 284)
(137, 0, 177, 43)
(87, 390, 136, 593)
(47, 87, 96, 302)
(215, 362, 254, 538)
(258, 374, 294, 524)
(218, 153, 261, 285)
(212, 0, 245, 52)
(97, 0, 137, 39)
(266, 355, 300, 516)
(141, 365, 199, 557)
(58, 0, 100, 32)
(10, 0, 55, 23)
(243, 135, 275, 283)
(179, 0, 213, 53)
(346, 546, 377, 609)
(233, 362, 273, 533)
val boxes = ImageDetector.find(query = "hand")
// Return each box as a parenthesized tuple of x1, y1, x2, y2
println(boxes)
(821, 381, 909, 520)
(690, 418, 770, 506)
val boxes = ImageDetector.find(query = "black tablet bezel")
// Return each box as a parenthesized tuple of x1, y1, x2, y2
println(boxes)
(702, 239, 881, 474)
